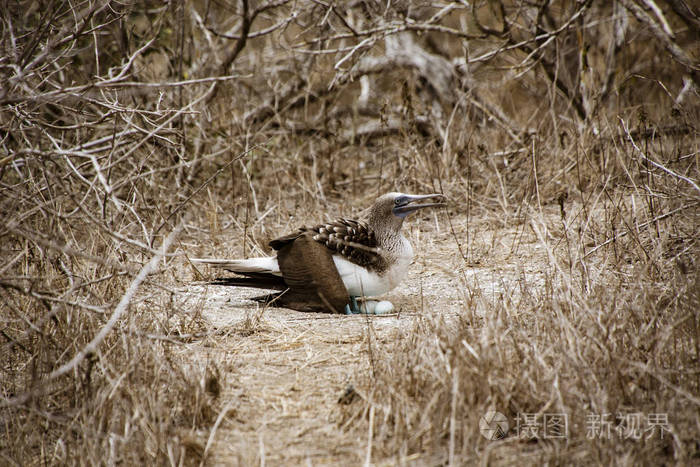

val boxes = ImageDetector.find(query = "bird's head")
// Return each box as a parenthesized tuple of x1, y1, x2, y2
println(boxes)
(368, 192, 446, 234)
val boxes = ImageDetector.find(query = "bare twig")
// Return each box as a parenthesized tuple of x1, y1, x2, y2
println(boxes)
(0, 223, 181, 408)
(201, 403, 234, 464)
(619, 0, 700, 84)
(620, 118, 700, 195)
(584, 202, 699, 258)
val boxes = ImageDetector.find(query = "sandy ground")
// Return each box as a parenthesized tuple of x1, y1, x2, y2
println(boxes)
(173, 211, 551, 465)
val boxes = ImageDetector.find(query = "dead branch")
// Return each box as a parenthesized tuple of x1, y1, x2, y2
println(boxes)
(0, 224, 181, 409)
(663, 0, 700, 32)
(620, 117, 700, 195)
(620, 0, 700, 86)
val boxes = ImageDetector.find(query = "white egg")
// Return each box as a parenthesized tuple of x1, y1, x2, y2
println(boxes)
(362, 300, 394, 315)
(374, 300, 394, 314)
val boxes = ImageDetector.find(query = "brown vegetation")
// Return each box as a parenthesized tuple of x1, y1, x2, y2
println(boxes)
(1, 0, 698, 465)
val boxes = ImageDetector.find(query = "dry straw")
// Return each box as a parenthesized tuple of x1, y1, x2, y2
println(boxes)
(1, 1, 697, 465)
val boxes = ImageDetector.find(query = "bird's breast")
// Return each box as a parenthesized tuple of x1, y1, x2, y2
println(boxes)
(384, 237, 413, 290)
(332, 236, 413, 297)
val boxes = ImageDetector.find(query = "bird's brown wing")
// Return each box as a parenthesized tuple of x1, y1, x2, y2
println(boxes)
(270, 219, 388, 273)
(274, 231, 349, 313)
(209, 273, 287, 290)
(268, 230, 304, 250)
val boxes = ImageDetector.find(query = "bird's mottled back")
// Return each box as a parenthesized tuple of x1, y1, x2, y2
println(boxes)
(269, 218, 389, 273)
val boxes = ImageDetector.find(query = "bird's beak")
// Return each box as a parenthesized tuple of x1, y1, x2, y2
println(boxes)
(392, 193, 447, 216)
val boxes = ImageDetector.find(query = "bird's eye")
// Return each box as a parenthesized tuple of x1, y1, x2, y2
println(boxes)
(394, 197, 404, 206)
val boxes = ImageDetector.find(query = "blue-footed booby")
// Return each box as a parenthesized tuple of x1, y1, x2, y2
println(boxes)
(194, 192, 446, 314)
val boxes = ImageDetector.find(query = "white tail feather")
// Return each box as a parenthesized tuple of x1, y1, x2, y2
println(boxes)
(191, 257, 281, 276)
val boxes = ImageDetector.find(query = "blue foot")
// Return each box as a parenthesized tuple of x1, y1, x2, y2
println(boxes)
(344, 296, 361, 314)
(344, 297, 395, 315)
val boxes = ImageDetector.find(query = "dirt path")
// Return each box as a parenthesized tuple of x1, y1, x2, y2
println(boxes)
(175, 215, 549, 465)
(179, 280, 447, 464)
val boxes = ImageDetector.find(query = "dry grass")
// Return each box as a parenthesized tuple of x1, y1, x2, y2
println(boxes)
(345, 197, 699, 464)
(2, 1, 699, 465)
